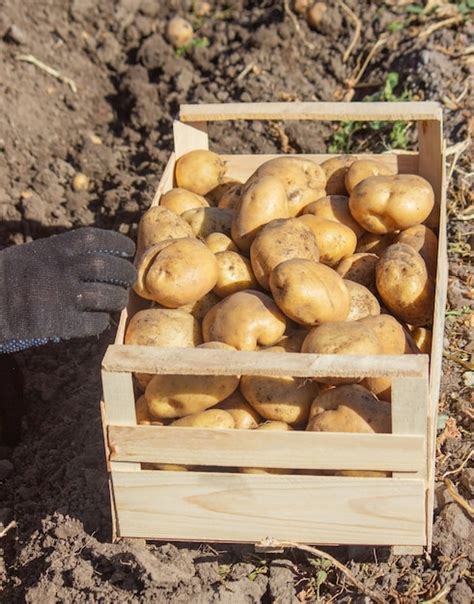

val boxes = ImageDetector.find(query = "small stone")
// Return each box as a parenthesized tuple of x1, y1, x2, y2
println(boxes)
(293, 0, 311, 13)
(5, 25, 27, 45)
(194, 1, 211, 17)
(166, 16, 193, 49)
(72, 173, 90, 192)
(88, 133, 102, 145)
(307, 3, 328, 30)
(0, 460, 14, 481)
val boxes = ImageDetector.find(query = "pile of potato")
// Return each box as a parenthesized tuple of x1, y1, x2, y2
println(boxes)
(125, 149, 437, 475)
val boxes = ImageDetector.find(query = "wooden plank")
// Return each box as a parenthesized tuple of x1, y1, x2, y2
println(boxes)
(222, 153, 418, 183)
(151, 153, 176, 206)
(392, 545, 424, 556)
(112, 471, 426, 545)
(173, 120, 209, 158)
(417, 119, 443, 229)
(179, 102, 442, 123)
(101, 370, 140, 473)
(109, 426, 425, 472)
(102, 346, 429, 379)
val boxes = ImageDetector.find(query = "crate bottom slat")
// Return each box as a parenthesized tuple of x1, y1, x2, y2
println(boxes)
(112, 471, 426, 546)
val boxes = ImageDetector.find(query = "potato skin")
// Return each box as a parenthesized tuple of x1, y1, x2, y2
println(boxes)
(203, 290, 287, 350)
(320, 155, 354, 195)
(307, 384, 391, 433)
(250, 218, 320, 289)
(297, 215, 357, 266)
(206, 180, 241, 206)
(146, 373, 239, 419)
(336, 252, 379, 292)
(270, 259, 350, 326)
(136, 395, 164, 425)
(171, 409, 235, 429)
(125, 308, 202, 390)
(252, 157, 326, 216)
(356, 232, 397, 256)
(217, 183, 242, 209)
(411, 327, 432, 354)
(396, 224, 438, 275)
(159, 188, 209, 214)
(175, 150, 227, 195)
(135, 238, 218, 307)
(344, 279, 380, 321)
(181, 207, 233, 238)
(216, 390, 262, 429)
(302, 195, 365, 237)
(213, 251, 258, 298)
(205, 232, 238, 254)
(231, 176, 289, 252)
(349, 174, 435, 234)
(240, 420, 293, 474)
(345, 159, 397, 194)
(137, 206, 194, 255)
(164, 291, 220, 321)
(376, 243, 434, 326)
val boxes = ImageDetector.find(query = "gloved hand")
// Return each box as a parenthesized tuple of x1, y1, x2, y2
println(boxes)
(0, 228, 136, 353)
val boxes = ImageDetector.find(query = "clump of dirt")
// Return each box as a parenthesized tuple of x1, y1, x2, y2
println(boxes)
(0, 0, 472, 602)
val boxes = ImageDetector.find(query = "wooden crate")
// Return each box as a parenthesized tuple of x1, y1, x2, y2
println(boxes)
(101, 102, 447, 554)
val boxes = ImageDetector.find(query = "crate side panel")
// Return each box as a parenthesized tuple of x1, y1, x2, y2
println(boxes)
(109, 426, 424, 472)
(113, 471, 426, 545)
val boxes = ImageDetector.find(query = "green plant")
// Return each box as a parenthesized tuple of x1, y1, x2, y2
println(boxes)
(309, 558, 333, 599)
(387, 20, 405, 32)
(176, 37, 209, 57)
(328, 72, 414, 154)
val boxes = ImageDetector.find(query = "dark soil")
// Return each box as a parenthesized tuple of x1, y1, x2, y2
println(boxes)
(0, 1, 472, 602)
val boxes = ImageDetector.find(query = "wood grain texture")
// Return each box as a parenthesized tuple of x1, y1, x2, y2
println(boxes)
(179, 102, 442, 123)
(109, 425, 425, 472)
(112, 471, 426, 545)
(173, 120, 209, 157)
(102, 346, 429, 378)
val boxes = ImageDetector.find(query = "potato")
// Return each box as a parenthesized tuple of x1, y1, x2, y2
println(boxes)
(159, 188, 209, 215)
(252, 157, 326, 216)
(307, 384, 391, 432)
(173, 291, 221, 321)
(411, 327, 432, 354)
(143, 463, 190, 471)
(349, 175, 435, 234)
(376, 243, 434, 326)
(136, 395, 164, 425)
(297, 215, 357, 266)
(175, 150, 226, 195)
(396, 224, 438, 275)
(359, 313, 413, 402)
(345, 159, 397, 194)
(135, 238, 218, 307)
(241, 348, 319, 425)
(216, 390, 262, 429)
(125, 308, 202, 390)
(320, 155, 354, 195)
(344, 280, 380, 321)
(271, 329, 308, 353)
(302, 195, 365, 237)
(137, 206, 194, 255)
(240, 420, 293, 474)
(205, 232, 238, 254)
(270, 259, 350, 326)
(213, 251, 258, 298)
(336, 253, 379, 292)
(203, 290, 287, 350)
(231, 176, 289, 252)
(181, 207, 233, 238)
(250, 218, 320, 289)
(206, 180, 241, 206)
(217, 183, 242, 209)
(171, 409, 235, 429)
(356, 232, 397, 256)
(166, 16, 193, 48)
(146, 372, 239, 419)
(197, 341, 236, 351)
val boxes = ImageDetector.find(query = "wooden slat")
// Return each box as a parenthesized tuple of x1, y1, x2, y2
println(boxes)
(222, 153, 418, 183)
(418, 119, 444, 229)
(102, 346, 429, 378)
(112, 471, 426, 545)
(151, 152, 176, 206)
(173, 120, 209, 158)
(179, 102, 442, 123)
(109, 426, 424, 472)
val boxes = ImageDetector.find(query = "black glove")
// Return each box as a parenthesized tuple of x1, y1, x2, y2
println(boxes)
(0, 228, 136, 353)
(0, 354, 25, 446)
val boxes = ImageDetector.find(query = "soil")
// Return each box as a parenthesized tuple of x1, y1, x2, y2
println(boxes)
(0, 0, 472, 602)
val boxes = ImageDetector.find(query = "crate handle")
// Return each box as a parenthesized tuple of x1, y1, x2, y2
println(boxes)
(178, 102, 442, 124)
